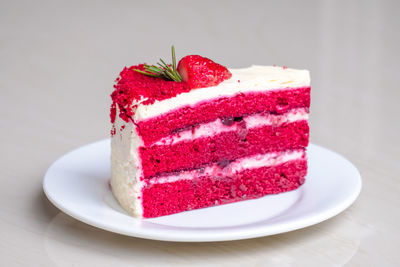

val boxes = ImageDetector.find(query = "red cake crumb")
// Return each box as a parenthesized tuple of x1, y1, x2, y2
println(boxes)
(111, 64, 190, 123)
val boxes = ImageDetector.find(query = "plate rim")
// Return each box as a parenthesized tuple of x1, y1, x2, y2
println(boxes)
(43, 140, 362, 242)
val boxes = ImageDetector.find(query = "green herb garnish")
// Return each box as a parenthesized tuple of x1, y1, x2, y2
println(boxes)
(133, 45, 182, 82)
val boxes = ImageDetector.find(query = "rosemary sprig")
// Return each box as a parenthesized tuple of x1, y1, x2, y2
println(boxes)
(133, 46, 182, 82)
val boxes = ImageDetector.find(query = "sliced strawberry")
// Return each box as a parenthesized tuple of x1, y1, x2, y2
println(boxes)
(177, 55, 232, 89)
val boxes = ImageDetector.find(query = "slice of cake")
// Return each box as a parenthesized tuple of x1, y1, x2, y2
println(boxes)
(110, 47, 310, 218)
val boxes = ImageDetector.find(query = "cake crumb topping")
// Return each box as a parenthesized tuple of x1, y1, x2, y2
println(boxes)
(111, 64, 190, 123)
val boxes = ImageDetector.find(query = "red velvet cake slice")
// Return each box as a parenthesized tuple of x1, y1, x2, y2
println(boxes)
(110, 49, 310, 218)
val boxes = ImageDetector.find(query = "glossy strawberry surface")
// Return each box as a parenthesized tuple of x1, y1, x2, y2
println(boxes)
(177, 55, 232, 89)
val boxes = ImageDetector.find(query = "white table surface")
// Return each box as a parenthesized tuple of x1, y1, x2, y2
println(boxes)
(1, 0, 399, 266)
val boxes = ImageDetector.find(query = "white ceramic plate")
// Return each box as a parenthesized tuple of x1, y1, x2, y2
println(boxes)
(43, 140, 361, 242)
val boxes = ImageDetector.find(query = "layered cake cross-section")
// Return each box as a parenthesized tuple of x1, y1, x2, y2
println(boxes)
(110, 48, 310, 218)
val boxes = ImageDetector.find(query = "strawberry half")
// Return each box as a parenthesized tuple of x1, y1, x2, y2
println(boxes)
(177, 55, 232, 89)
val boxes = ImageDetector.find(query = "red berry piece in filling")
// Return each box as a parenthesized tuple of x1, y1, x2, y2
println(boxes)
(221, 117, 234, 126)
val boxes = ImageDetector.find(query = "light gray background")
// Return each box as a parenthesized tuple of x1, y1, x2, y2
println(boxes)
(1, 0, 399, 266)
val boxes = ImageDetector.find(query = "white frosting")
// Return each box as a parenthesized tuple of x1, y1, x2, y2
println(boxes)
(154, 108, 308, 146)
(149, 150, 305, 185)
(133, 65, 310, 121)
(110, 110, 144, 217)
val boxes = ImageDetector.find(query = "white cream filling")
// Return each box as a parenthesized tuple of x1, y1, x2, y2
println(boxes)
(154, 108, 308, 146)
(133, 65, 310, 121)
(149, 149, 305, 185)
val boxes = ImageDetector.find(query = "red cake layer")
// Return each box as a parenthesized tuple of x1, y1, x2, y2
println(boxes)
(137, 87, 310, 145)
(140, 120, 309, 178)
(141, 159, 307, 218)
